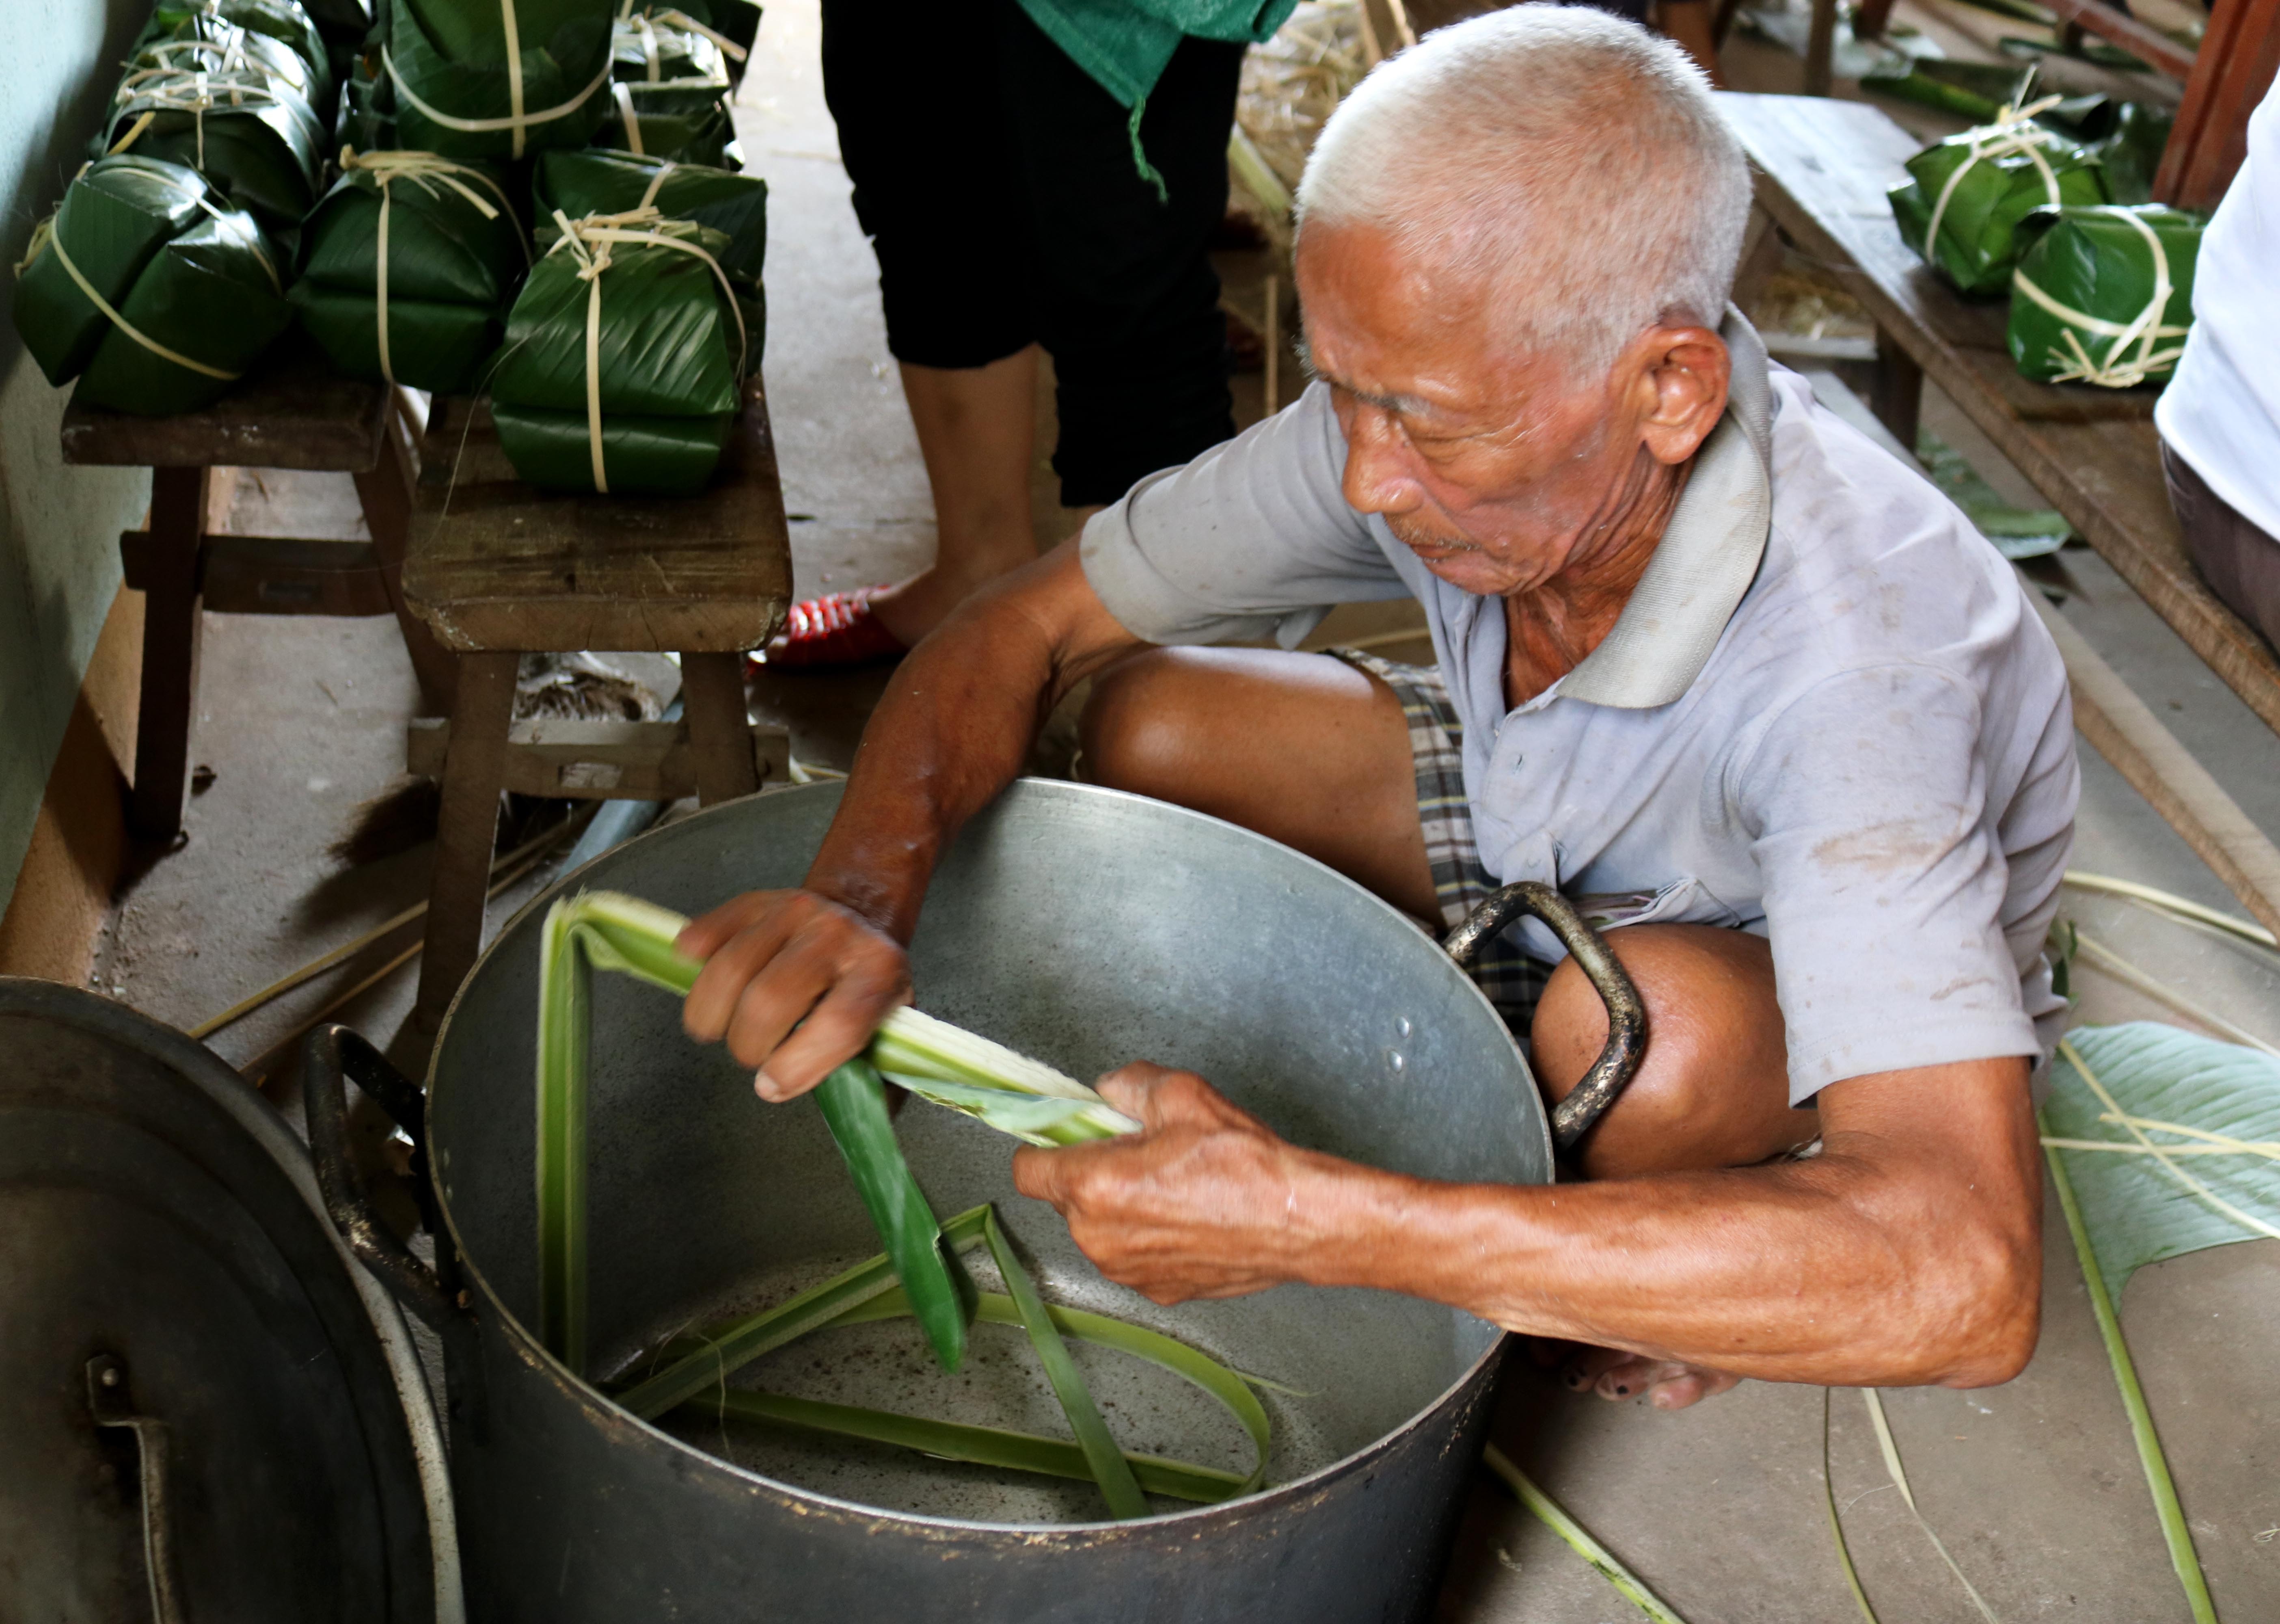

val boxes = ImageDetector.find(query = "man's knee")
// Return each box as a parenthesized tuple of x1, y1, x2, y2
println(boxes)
(1530, 924, 1807, 1178)
(1077, 648, 1213, 797)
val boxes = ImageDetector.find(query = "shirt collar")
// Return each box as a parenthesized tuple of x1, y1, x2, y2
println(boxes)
(1555, 308, 1774, 710)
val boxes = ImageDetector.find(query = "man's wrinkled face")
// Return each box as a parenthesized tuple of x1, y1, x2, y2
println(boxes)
(1295, 222, 1647, 598)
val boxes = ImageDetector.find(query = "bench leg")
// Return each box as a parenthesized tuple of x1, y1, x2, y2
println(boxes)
(1804, 0, 1837, 95)
(1870, 328, 1924, 455)
(681, 652, 760, 805)
(412, 651, 518, 1034)
(129, 467, 211, 842)
(355, 400, 459, 717)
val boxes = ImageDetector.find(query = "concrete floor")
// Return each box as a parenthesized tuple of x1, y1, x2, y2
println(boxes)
(86, 1, 2276, 1618)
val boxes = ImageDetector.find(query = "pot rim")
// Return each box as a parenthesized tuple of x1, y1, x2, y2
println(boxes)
(424, 778, 1548, 1534)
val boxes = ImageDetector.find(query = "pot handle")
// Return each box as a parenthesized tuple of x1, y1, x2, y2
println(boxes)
(303, 1024, 461, 1335)
(1443, 881, 1647, 1151)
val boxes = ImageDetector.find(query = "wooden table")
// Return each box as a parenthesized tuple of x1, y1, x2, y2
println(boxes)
(401, 379, 793, 1030)
(60, 356, 458, 842)
(1717, 91, 2280, 737)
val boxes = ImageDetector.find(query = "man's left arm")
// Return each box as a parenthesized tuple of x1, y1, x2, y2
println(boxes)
(1014, 1051, 2041, 1388)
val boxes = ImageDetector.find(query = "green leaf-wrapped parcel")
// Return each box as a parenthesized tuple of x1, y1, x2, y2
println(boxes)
(293, 152, 529, 392)
(488, 215, 748, 495)
(138, 0, 334, 105)
(1889, 114, 2109, 295)
(532, 149, 765, 279)
(2008, 204, 2202, 388)
(128, 10, 329, 117)
(12, 155, 292, 415)
(97, 60, 328, 231)
(382, 0, 617, 159)
(590, 11, 738, 167)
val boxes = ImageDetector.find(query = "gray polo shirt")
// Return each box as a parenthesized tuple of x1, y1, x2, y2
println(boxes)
(1080, 315, 2077, 1101)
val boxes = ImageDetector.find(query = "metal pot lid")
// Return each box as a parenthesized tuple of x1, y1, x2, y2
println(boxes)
(0, 978, 459, 1623)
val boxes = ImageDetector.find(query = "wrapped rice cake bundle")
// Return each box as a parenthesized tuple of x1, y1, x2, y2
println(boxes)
(138, 0, 334, 108)
(533, 150, 763, 366)
(1889, 101, 2108, 295)
(593, 6, 740, 167)
(622, 0, 758, 82)
(531, 147, 761, 279)
(2008, 204, 2202, 389)
(382, 0, 616, 160)
(130, 9, 329, 118)
(99, 54, 328, 231)
(12, 155, 291, 415)
(293, 149, 529, 392)
(488, 209, 749, 495)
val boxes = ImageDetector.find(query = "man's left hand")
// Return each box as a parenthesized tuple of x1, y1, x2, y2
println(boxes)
(1012, 1063, 1316, 1304)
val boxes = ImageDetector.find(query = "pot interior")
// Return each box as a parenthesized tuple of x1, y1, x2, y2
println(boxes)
(429, 782, 1550, 1522)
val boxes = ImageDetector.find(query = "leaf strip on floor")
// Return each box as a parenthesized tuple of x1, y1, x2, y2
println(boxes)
(1822, 1387, 1882, 1624)
(2044, 1128, 2220, 1624)
(1861, 1388, 2004, 1623)
(1480, 1443, 1689, 1624)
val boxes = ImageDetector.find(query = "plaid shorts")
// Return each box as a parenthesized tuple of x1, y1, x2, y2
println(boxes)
(1328, 648, 1553, 1034)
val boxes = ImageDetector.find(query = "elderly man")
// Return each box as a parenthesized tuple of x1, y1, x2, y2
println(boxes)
(682, 7, 2077, 1409)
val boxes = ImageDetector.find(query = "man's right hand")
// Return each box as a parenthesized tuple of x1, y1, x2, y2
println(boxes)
(677, 890, 913, 1101)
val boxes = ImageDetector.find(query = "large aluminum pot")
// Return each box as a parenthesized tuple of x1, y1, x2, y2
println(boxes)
(315, 781, 1631, 1622)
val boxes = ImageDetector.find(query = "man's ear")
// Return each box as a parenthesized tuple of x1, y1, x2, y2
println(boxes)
(1629, 326, 1730, 467)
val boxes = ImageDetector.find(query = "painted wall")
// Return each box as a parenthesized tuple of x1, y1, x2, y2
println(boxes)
(0, 0, 157, 914)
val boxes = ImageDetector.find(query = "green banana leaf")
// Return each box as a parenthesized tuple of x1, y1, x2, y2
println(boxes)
(12, 155, 291, 414)
(339, 41, 398, 149)
(2043, 1023, 2280, 1297)
(1890, 117, 2109, 295)
(383, 0, 615, 159)
(531, 147, 764, 281)
(1861, 57, 2037, 125)
(489, 401, 732, 493)
(99, 64, 327, 230)
(293, 152, 527, 389)
(2089, 102, 2174, 207)
(2008, 204, 2201, 388)
(129, 13, 328, 113)
(142, 0, 332, 105)
(490, 217, 745, 492)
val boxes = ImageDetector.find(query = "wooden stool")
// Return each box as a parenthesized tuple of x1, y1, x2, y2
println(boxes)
(60, 359, 459, 841)
(401, 379, 792, 1032)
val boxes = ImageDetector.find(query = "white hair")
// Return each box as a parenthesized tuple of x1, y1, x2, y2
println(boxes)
(1295, 4, 1751, 376)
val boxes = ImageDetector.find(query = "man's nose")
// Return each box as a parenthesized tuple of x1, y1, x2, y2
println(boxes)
(1341, 409, 1424, 517)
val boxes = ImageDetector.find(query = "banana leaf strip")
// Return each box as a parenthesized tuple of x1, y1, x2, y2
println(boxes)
(383, 0, 615, 158)
(535, 892, 974, 1376)
(142, 0, 333, 104)
(531, 147, 764, 282)
(294, 149, 527, 391)
(490, 212, 747, 493)
(2008, 204, 2201, 388)
(638, 1205, 1272, 1512)
(11, 155, 290, 414)
(1889, 104, 2108, 295)
(100, 64, 328, 229)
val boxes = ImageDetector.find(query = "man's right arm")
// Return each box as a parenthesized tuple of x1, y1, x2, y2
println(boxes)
(678, 540, 1148, 1098)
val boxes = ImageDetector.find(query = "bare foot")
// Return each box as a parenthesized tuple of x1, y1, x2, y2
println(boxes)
(1539, 1341, 1743, 1410)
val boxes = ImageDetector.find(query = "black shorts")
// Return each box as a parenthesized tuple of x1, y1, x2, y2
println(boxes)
(820, 0, 1244, 506)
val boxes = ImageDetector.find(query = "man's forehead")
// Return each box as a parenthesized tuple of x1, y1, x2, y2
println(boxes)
(1296, 222, 1555, 419)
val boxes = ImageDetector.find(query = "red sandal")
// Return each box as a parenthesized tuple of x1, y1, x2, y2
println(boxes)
(751, 587, 907, 670)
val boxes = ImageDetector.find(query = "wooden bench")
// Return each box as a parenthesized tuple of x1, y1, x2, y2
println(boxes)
(401, 379, 793, 1032)
(61, 357, 458, 842)
(1715, 91, 2280, 738)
